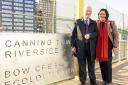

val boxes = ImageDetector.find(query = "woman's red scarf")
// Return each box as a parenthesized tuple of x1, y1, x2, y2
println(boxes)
(96, 20, 108, 62)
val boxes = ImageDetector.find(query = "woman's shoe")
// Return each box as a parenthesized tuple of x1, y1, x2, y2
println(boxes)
(107, 83, 112, 85)
(101, 81, 107, 85)
(80, 82, 85, 85)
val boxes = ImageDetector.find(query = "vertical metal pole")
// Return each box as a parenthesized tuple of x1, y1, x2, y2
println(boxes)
(122, 13, 126, 61)
(118, 35, 121, 62)
(52, 0, 56, 33)
(79, 0, 83, 18)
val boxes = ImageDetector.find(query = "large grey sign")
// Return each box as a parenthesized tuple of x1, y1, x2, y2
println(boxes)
(0, 33, 75, 85)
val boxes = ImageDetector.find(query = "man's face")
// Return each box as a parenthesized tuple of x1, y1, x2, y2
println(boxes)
(85, 7, 92, 18)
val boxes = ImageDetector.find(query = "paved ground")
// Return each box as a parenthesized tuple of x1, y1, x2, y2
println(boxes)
(55, 60, 128, 85)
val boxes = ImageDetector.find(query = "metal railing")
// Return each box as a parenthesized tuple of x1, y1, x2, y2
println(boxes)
(0, 11, 74, 33)
(0, 6, 128, 85)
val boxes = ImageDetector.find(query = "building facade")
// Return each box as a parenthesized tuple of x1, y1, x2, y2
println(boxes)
(0, 0, 35, 32)
(36, 0, 56, 33)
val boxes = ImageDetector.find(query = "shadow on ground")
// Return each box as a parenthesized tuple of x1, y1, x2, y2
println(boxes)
(96, 61, 128, 85)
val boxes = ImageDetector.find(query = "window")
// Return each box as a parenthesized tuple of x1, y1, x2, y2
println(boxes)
(14, 6, 23, 10)
(2, 18, 12, 22)
(14, 27, 23, 30)
(14, 0, 23, 2)
(2, 5, 12, 10)
(6, 26, 12, 29)
(25, 27, 33, 30)
(25, 20, 33, 23)
(24, 12, 34, 16)
(2, 9, 12, 13)
(25, 16, 33, 19)
(2, 22, 12, 25)
(14, 11, 23, 13)
(14, 18, 23, 22)
(25, 4, 33, 8)
(14, 22, 23, 26)
(3, 0, 13, 1)
(14, 3, 23, 7)
(25, 23, 33, 27)
(2, 14, 12, 17)
(2, 1, 12, 5)
(25, 8, 33, 11)
(14, 15, 23, 18)
(25, 1, 33, 4)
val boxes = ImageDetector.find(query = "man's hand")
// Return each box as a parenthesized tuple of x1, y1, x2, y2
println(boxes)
(84, 34, 90, 40)
(71, 47, 76, 54)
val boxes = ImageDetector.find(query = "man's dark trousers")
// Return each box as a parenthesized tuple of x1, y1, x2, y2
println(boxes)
(78, 42, 97, 85)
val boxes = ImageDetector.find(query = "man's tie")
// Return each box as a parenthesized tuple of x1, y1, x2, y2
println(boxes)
(85, 19, 89, 43)
(85, 19, 89, 34)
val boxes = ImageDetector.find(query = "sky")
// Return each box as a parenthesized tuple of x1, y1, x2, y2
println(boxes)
(100, 0, 128, 15)
(35, 0, 128, 16)
(36, 0, 39, 2)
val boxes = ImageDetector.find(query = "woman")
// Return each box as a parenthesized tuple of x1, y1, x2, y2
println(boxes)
(96, 8, 119, 85)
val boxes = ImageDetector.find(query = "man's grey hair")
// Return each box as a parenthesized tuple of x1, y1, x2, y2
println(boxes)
(83, 5, 92, 18)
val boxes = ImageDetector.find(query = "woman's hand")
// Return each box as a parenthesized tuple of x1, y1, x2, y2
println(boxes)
(112, 47, 118, 54)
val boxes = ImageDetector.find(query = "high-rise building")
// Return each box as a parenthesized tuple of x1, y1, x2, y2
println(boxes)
(0, 0, 35, 32)
(37, 0, 56, 33)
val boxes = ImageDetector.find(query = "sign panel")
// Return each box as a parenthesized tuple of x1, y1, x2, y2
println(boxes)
(0, 33, 75, 85)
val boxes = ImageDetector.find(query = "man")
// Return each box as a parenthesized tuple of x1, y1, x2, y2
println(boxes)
(71, 6, 98, 85)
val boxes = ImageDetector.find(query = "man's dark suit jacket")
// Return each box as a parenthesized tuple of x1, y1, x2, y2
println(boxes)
(71, 18, 98, 61)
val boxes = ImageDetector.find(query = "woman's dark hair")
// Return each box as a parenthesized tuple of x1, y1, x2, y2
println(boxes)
(98, 8, 109, 20)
